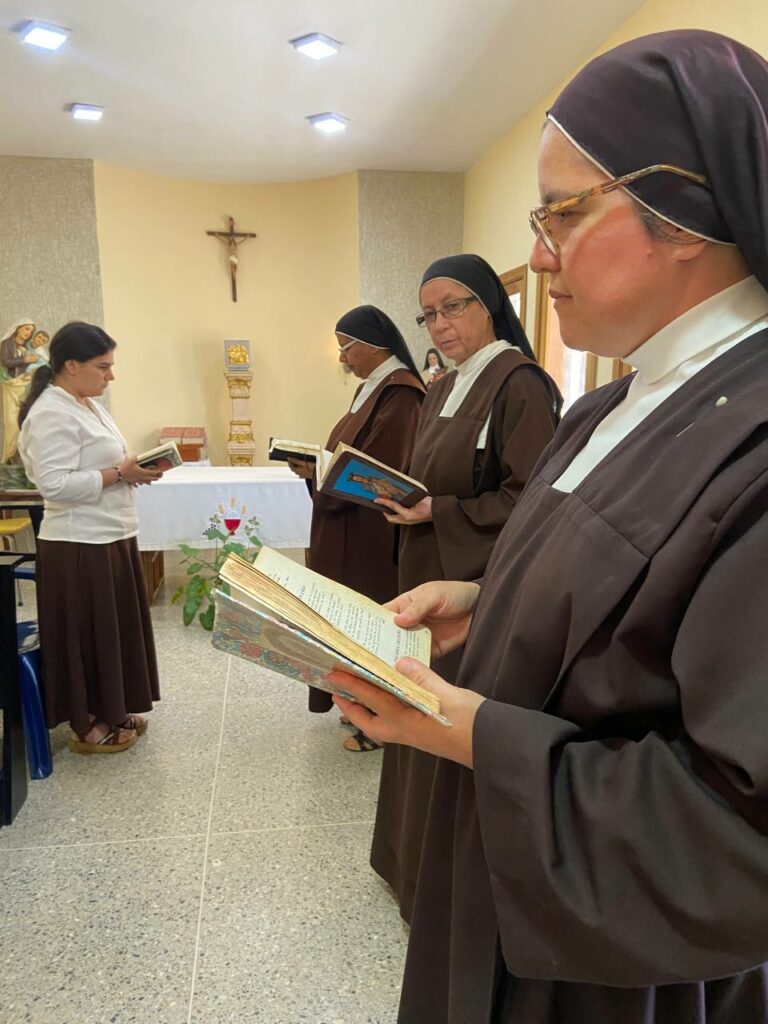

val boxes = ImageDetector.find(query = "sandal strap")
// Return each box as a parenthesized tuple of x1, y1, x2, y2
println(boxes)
(102, 725, 137, 745)
(97, 729, 121, 746)
(349, 729, 381, 752)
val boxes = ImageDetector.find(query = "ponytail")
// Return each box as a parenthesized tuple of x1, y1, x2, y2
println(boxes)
(18, 365, 54, 427)
(17, 321, 116, 428)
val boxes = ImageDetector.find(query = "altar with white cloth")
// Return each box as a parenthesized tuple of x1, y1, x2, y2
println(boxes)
(135, 465, 312, 551)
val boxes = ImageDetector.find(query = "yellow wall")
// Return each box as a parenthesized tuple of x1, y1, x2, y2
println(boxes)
(93, 164, 359, 462)
(463, 0, 768, 383)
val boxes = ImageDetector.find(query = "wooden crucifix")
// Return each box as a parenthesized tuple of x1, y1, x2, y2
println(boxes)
(206, 216, 257, 302)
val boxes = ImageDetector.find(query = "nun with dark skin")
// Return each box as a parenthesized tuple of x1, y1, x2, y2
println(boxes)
(370, 253, 561, 921)
(329, 30, 768, 1024)
(287, 305, 425, 752)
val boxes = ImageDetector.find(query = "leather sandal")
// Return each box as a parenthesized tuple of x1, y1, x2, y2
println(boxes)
(342, 729, 382, 753)
(118, 714, 148, 736)
(68, 726, 138, 755)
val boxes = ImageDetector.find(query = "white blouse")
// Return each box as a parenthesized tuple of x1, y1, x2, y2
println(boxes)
(18, 385, 138, 544)
(553, 276, 768, 493)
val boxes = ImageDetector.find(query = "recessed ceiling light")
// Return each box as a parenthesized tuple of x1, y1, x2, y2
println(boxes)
(18, 20, 69, 51)
(70, 104, 104, 122)
(306, 112, 349, 134)
(291, 33, 341, 61)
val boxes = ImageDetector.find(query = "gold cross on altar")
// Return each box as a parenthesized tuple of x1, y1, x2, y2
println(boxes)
(206, 216, 257, 302)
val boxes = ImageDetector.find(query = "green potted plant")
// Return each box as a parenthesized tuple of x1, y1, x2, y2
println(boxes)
(171, 504, 261, 630)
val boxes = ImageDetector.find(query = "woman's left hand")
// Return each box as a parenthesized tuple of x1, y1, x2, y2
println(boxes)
(375, 495, 433, 524)
(328, 658, 485, 769)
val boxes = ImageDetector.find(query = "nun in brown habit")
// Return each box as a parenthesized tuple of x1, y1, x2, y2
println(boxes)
(370, 254, 561, 918)
(327, 30, 768, 1024)
(290, 305, 425, 744)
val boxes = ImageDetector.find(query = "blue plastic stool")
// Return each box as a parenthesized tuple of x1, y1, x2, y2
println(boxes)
(16, 621, 52, 780)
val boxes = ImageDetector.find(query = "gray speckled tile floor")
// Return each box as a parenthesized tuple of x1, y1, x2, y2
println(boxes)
(0, 837, 205, 1024)
(1, 557, 407, 1023)
(191, 827, 407, 1024)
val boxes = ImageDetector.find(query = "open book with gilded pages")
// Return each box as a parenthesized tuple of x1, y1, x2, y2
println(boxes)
(212, 547, 447, 723)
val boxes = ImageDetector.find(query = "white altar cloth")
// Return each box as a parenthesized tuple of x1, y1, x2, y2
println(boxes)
(135, 466, 312, 550)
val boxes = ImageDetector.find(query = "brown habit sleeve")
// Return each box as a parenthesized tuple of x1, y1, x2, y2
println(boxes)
(311, 384, 423, 518)
(472, 471, 768, 987)
(430, 368, 557, 580)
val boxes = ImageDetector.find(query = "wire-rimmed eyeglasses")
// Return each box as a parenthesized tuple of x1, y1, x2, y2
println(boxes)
(416, 296, 477, 328)
(529, 163, 709, 255)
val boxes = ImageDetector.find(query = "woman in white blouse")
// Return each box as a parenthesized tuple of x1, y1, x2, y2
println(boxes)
(18, 322, 163, 754)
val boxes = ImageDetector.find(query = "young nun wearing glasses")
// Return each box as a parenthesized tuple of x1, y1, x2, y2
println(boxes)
(328, 30, 768, 1024)
(370, 253, 561, 921)
(287, 305, 425, 751)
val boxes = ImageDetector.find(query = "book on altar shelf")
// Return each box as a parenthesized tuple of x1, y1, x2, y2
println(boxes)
(315, 444, 428, 512)
(268, 437, 329, 466)
(135, 441, 183, 471)
(211, 547, 447, 724)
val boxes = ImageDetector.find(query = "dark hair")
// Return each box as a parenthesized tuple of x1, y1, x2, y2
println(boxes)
(18, 321, 116, 427)
(423, 347, 445, 370)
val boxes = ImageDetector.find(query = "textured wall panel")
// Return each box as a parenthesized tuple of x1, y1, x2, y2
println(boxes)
(0, 157, 104, 339)
(358, 171, 464, 368)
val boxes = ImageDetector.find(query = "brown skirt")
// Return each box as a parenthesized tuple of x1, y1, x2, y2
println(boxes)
(36, 537, 160, 735)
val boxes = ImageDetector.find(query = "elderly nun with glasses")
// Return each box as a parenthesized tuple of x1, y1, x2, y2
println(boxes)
(287, 305, 425, 751)
(328, 30, 768, 1024)
(370, 253, 561, 920)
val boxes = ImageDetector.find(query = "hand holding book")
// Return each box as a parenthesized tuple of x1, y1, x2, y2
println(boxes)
(135, 441, 183, 472)
(286, 458, 314, 480)
(212, 547, 449, 724)
(375, 494, 433, 525)
(328, 658, 484, 769)
(270, 437, 430, 513)
(114, 455, 163, 486)
(328, 580, 484, 765)
(385, 579, 480, 660)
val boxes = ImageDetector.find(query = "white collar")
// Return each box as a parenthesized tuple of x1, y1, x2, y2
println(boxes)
(630, 276, 768, 384)
(363, 354, 406, 386)
(455, 339, 511, 377)
(51, 385, 86, 407)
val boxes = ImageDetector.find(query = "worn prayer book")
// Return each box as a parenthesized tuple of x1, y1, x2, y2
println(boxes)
(212, 547, 447, 723)
(316, 443, 428, 511)
(135, 441, 183, 471)
(268, 437, 329, 466)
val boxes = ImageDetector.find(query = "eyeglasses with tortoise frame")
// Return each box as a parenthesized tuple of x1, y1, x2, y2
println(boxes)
(529, 163, 710, 255)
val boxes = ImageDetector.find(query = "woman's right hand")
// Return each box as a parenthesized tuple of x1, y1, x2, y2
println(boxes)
(385, 581, 480, 659)
(286, 457, 314, 480)
(118, 456, 163, 485)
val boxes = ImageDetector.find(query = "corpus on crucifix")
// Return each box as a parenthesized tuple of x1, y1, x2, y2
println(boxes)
(206, 216, 257, 302)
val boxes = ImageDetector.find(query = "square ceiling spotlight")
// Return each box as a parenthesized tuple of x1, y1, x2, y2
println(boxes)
(306, 112, 348, 134)
(291, 33, 341, 60)
(69, 103, 104, 122)
(18, 20, 69, 50)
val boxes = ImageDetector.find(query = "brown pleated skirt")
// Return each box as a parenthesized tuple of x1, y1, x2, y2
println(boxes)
(36, 537, 160, 735)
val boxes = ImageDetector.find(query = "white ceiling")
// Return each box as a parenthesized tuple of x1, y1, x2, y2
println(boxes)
(0, 0, 646, 182)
